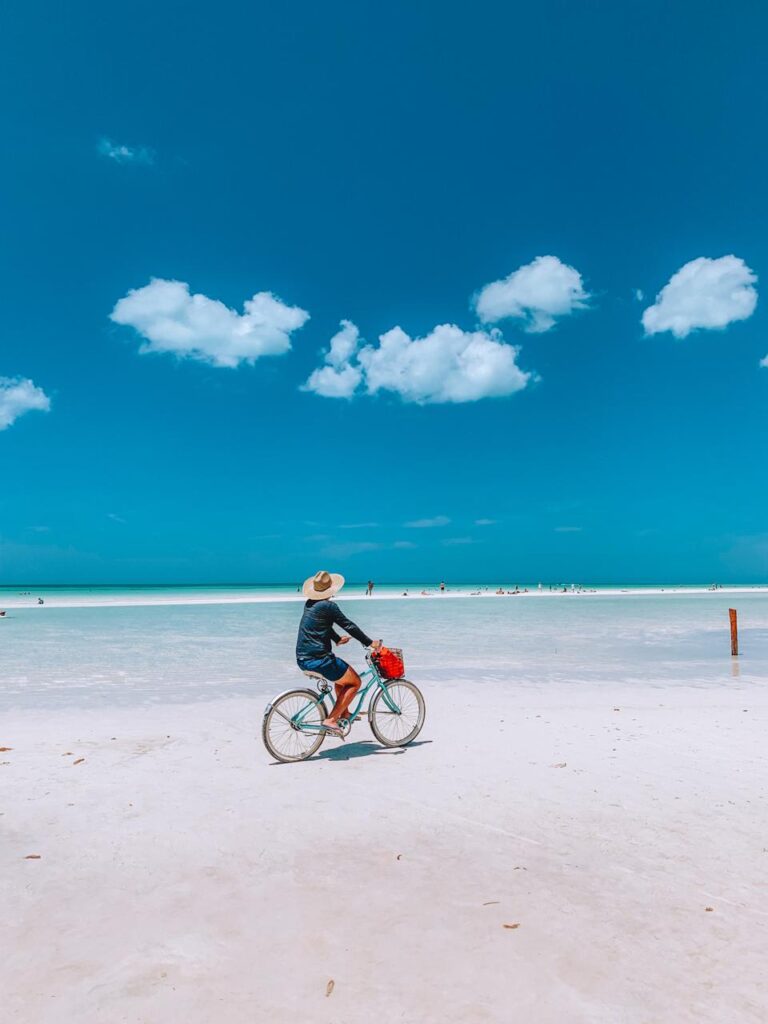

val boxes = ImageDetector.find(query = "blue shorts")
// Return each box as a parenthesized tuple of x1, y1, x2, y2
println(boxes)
(298, 654, 350, 683)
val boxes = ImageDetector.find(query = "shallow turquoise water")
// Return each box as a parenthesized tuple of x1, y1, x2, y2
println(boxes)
(1, 591, 767, 710)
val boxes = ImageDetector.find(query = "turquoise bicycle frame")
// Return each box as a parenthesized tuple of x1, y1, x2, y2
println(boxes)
(291, 656, 404, 732)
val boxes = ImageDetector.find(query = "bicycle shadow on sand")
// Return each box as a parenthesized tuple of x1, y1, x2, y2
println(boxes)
(310, 739, 432, 762)
(267, 739, 431, 765)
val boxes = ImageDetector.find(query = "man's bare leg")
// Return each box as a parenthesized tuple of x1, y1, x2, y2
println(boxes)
(323, 667, 361, 727)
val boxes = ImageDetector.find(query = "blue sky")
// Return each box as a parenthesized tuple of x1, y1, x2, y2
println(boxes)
(2, 0, 768, 584)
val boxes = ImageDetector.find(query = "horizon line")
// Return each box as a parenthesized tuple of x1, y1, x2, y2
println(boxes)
(1, 580, 763, 590)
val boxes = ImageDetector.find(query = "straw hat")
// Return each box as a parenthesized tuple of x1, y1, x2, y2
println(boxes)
(302, 570, 345, 600)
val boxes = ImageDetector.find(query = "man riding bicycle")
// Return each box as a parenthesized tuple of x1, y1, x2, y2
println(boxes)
(296, 570, 381, 735)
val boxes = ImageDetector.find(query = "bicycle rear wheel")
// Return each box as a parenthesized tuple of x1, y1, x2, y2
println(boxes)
(262, 688, 329, 763)
(369, 679, 425, 748)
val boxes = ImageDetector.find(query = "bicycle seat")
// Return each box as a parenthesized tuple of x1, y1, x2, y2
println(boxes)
(303, 670, 331, 691)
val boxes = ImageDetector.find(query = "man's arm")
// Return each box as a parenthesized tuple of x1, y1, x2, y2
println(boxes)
(330, 603, 373, 647)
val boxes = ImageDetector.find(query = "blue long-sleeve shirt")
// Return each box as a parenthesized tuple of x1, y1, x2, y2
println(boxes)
(295, 599, 373, 662)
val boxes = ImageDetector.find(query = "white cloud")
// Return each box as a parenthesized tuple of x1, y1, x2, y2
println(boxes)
(405, 515, 450, 528)
(320, 537, 420, 558)
(110, 278, 309, 368)
(554, 526, 582, 533)
(474, 255, 589, 332)
(0, 377, 51, 430)
(97, 137, 154, 165)
(642, 256, 757, 339)
(304, 314, 534, 406)
(475, 518, 496, 526)
(320, 540, 380, 559)
(303, 320, 363, 398)
(760, 354, 768, 368)
(326, 319, 360, 366)
(304, 362, 362, 398)
(359, 324, 532, 404)
(443, 536, 475, 546)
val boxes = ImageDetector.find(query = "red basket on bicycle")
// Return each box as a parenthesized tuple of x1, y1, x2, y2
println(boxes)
(373, 646, 405, 679)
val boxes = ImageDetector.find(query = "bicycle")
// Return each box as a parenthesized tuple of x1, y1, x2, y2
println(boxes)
(262, 652, 426, 763)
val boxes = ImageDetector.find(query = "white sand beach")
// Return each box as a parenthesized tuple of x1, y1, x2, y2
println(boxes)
(2, 582, 768, 610)
(2, 594, 767, 1022)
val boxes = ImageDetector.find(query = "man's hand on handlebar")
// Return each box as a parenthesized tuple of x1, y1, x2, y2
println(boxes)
(369, 639, 382, 651)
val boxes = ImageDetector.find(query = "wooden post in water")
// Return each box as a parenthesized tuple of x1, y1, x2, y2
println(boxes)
(729, 608, 739, 656)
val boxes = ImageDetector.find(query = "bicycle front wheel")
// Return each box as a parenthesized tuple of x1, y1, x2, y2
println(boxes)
(369, 679, 425, 748)
(262, 688, 329, 763)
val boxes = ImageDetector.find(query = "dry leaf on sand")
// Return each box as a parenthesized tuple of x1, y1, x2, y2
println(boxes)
(502, 923, 520, 930)
(0, 747, 12, 752)
(483, 901, 500, 906)
(705, 907, 714, 912)
(551, 762, 567, 768)
(24, 854, 41, 860)
(73, 758, 85, 765)
(325, 980, 335, 997)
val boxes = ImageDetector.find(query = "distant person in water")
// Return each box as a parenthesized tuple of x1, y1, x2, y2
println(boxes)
(296, 571, 381, 734)
(37, 597, 44, 605)
(366, 580, 374, 596)
(440, 581, 445, 593)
